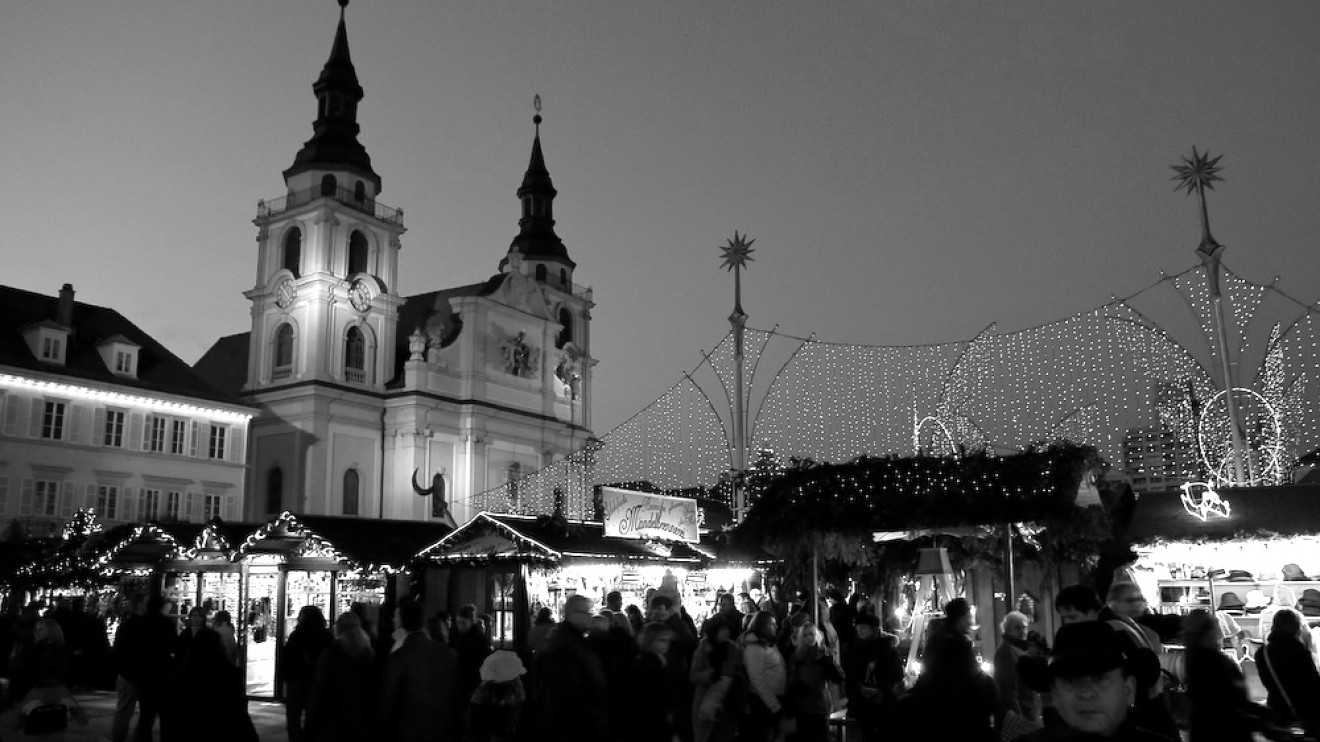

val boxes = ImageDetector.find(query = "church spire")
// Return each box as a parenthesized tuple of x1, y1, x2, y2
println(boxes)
(284, 0, 381, 189)
(504, 96, 574, 271)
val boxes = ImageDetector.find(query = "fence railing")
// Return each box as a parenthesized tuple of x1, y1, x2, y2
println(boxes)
(258, 186, 404, 226)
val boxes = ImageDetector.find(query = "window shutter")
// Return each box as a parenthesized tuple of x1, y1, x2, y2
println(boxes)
(224, 494, 237, 521)
(68, 404, 84, 444)
(63, 482, 79, 518)
(2, 394, 18, 436)
(92, 407, 106, 446)
(0, 478, 7, 516)
(230, 428, 245, 463)
(141, 415, 154, 450)
(184, 492, 196, 522)
(84, 483, 97, 513)
(190, 422, 200, 457)
(28, 398, 42, 438)
(119, 486, 135, 522)
(19, 478, 34, 516)
(127, 413, 143, 452)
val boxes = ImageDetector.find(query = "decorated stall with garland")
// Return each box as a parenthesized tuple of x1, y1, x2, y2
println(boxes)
(416, 507, 775, 653)
(1125, 483, 1320, 652)
(734, 443, 1119, 671)
(230, 511, 451, 697)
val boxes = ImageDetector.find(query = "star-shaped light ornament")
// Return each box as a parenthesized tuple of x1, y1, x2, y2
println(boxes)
(1171, 146, 1224, 197)
(719, 232, 756, 272)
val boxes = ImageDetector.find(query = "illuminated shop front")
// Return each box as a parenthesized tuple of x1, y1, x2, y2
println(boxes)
(1126, 484, 1320, 646)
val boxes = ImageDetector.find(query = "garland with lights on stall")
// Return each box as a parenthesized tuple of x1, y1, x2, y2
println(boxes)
(733, 443, 1116, 578)
(7, 509, 123, 591)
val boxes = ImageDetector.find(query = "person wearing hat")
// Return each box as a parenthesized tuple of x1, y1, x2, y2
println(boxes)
(1019, 622, 1173, 741)
(466, 650, 526, 742)
(842, 614, 902, 742)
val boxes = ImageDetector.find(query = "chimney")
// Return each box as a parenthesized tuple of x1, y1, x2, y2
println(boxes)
(57, 283, 75, 327)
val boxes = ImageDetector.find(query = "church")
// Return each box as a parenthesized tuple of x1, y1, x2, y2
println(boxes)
(195, 1, 595, 528)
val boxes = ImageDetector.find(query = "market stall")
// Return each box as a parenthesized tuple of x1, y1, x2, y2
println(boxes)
(1126, 483, 1320, 652)
(415, 493, 773, 653)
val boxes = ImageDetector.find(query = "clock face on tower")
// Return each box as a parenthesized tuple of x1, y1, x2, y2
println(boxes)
(348, 279, 372, 312)
(275, 279, 296, 309)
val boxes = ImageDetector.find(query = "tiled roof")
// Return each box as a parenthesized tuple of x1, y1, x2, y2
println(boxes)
(192, 333, 250, 398)
(1127, 485, 1320, 543)
(0, 284, 250, 409)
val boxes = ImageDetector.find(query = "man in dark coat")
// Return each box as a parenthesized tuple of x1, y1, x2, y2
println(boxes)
(529, 595, 609, 742)
(843, 614, 903, 742)
(449, 604, 492, 713)
(111, 596, 148, 742)
(899, 598, 997, 741)
(381, 596, 461, 742)
(125, 594, 175, 742)
(649, 594, 697, 742)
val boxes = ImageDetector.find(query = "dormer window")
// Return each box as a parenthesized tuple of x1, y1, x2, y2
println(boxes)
(22, 322, 70, 366)
(96, 336, 140, 378)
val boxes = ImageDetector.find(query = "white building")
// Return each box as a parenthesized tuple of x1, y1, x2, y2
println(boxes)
(0, 284, 255, 537)
(194, 4, 595, 526)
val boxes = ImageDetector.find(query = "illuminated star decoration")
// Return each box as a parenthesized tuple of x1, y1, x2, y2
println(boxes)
(719, 231, 756, 272)
(1171, 146, 1224, 197)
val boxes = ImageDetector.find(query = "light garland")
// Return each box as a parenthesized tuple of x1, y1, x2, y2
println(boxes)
(0, 373, 255, 422)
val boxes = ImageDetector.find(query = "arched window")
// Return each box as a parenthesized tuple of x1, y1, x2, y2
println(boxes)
(430, 473, 448, 518)
(320, 174, 337, 196)
(559, 268, 568, 287)
(282, 228, 302, 277)
(354, 181, 366, 202)
(535, 264, 547, 283)
(345, 326, 366, 382)
(343, 468, 359, 516)
(266, 466, 283, 514)
(556, 308, 573, 349)
(347, 231, 369, 276)
(273, 324, 294, 379)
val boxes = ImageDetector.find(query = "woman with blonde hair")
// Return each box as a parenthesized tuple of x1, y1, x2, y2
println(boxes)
(784, 621, 843, 742)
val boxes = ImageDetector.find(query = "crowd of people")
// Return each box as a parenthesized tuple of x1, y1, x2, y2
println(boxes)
(6, 574, 1320, 741)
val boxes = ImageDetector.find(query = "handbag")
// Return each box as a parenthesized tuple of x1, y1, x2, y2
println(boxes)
(1260, 644, 1298, 722)
(23, 704, 69, 735)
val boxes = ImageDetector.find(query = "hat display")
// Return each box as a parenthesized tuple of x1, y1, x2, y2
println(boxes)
(479, 650, 527, 684)
(1299, 589, 1320, 617)
(1244, 589, 1270, 613)
(1282, 564, 1310, 581)
(1225, 569, 1255, 582)
(1218, 592, 1245, 611)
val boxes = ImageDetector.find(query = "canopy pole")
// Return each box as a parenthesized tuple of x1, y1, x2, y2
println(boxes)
(1004, 523, 1016, 615)
(812, 544, 820, 626)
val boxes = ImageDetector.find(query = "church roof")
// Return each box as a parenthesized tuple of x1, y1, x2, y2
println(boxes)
(504, 115, 574, 269)
(0, 284, 250, 409)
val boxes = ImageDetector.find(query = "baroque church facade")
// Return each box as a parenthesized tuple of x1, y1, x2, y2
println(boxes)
(195, 4, 594, 527)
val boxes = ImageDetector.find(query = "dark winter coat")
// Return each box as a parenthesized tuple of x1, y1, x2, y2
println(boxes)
(994, 634, 1041, 720)
(529, 624, 609, 742)
(1255, 633, 1320, 730)
(1185, 644, 1261, 742)
(626, 652, 677, 742)
(306, 641, 378, 742)
(167, 629, 257, 742)
(380, 631, 461, 742)
(785, 645, 843, 717)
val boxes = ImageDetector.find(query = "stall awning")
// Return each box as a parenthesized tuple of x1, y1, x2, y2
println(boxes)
(417, 512, 713, 566)
(1128, 484, 1320, 544)
(237, 512, 452, 571)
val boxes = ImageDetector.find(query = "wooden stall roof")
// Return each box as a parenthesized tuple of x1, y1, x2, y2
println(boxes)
(417, 512, 715, 565)
(1127, 484, 1320, 544)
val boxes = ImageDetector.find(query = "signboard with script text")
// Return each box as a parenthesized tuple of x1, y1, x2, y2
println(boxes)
(600, 487, 700, 544)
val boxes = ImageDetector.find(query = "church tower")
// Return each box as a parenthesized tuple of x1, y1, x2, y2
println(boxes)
(242, 0, 404, 518)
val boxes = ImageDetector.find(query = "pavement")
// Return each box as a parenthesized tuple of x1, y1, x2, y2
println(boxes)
(34, 691, 289, 742)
